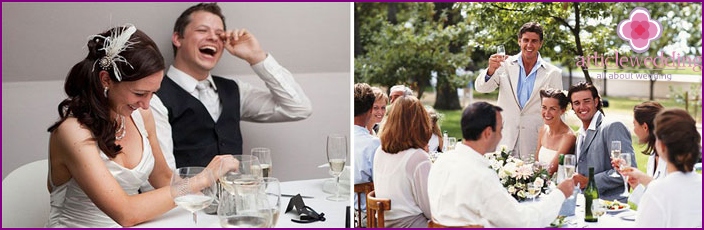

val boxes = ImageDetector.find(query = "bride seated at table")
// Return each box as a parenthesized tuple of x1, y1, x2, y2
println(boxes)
(45, 25, 236, 227)
(534, 88, 575, 176)
(373, 95, 433, 228)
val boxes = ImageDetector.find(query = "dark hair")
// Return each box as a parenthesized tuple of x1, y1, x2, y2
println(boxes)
(354, 83, 375, 116)
(633, 101, 664, 156)
(461, 102, 503, 141)
(172, 3, 226, 56)
(379, 96, 432, 153)
(654, 109, 701, 173)
(567, 81, 604, 115)
(518, 22, 544, 41)
(540, 88, 569, 110)
(47, 26, 165, 158)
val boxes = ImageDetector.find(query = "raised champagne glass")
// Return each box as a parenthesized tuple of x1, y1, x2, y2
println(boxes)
(326, 134, 348, 201)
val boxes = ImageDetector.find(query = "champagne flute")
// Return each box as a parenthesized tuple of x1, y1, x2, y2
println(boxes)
(251, 148, 272, 178)
(262, 177, 281, 227)
(563, 155, 577, 179)
(618, 153, 632, 197)
(526, 183, 540, 202)
(171, 167, 217, 224)
(327, 134, 348, 201)
(496, 45, 507, 78)
(591, 199, 606, 219)
(609, 141, 622, 177)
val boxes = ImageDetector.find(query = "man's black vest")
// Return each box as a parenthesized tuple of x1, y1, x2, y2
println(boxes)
(157, 76, 243, 167)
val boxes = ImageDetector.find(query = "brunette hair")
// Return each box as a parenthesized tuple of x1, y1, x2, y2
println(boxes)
(633, 101, 664, 156)
(426, 106, 443, 150)
(354, 83, 375, 116)
(540, 88, 569, 110)
(172, 3, 226, 56)
(461, 102, 503, 141)
(518, 22, 544, 41)
(567, 81, 604, 115)
(654, 109, 701, 173)
(379, 96, 432, 153)
(48, 26, 165, 158)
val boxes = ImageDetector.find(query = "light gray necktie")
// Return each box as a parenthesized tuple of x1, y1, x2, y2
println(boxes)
(196, 80, 220, 121)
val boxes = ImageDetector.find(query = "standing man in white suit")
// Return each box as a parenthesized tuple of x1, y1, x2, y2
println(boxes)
(475, 22, 562, 160)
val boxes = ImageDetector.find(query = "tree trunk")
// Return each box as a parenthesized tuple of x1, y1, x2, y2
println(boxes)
(434, 75, 462, 110)
(387, 3, 398, 24)
(354, 5, 362, 57)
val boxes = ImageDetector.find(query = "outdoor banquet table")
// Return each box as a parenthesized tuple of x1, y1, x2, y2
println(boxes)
(523, 194, 637, 228)
(136, 178, 349, 228)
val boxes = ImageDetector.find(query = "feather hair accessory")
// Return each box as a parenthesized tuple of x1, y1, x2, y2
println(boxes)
(88, 24, 139, 81)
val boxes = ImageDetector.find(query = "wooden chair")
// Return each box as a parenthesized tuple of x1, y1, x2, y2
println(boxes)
(366, 190, 391, 228)
(354, 182, 374, 227)
(428, 219, 484, 228)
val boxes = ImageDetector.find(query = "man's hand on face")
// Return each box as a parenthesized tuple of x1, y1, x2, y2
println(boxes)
(220, 29, 267, 65)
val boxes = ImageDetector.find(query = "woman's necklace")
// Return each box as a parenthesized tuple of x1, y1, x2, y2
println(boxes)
(115, 114, 126, 140)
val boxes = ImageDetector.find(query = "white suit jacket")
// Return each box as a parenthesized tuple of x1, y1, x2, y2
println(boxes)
(474, 54, 562, 158)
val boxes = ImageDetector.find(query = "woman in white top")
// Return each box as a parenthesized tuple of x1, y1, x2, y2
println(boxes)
(534, 88, 576, 176)
(373, 95, 433, 228)
(616, 101, 665, 205)
(46, 25, 236, 227)
(634, 109, 702, 227)
(366, 87, 388, 136)
(425, 106, 444, 153)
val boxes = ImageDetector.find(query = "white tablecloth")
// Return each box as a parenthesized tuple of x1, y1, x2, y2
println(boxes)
(524, 194, 636, 228)
(136, 179, 350, 228)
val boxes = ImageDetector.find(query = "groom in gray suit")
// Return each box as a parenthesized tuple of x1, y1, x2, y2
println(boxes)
(568, 81, 636, 202)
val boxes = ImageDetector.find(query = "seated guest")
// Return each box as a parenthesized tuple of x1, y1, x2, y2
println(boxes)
(353, 83, 380, 218)
(389, 85, 413, 103)
(373, 95, 432, 228)
(425, 106, 444, 153)
(428, 102, 574, 227)
(366, 87, 388, 135)
(616, 101, 665, 205)
(535, 88, 576, 176)
(635, 109, 702, 227)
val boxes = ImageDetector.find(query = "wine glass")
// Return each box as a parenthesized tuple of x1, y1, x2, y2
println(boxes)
(251, 148, 272, 178)
(563, 155, 577, 179)
(262, 177, 281, 227)
(591, 199, 606, 219)
(447, 137, 457, 151)
(170, 167, 217, 224)
(327, 134, 348, 201)
(496, 45, 507, 78)
(526, 183, 540, 202)
(217, 178, 270, 228)
(219, 155, 262, 196)
(618, 153, 632, 197)
(609, 141, 622, 177)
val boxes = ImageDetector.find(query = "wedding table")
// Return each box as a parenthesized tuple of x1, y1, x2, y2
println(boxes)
(136, 178, 349, 228)
(524, 194, 636, 228)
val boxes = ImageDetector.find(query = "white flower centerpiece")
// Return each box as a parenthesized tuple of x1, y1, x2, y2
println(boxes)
(485, 145, 550, 201)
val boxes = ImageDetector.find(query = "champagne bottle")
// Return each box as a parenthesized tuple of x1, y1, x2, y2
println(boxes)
(584, 167, 599, 222)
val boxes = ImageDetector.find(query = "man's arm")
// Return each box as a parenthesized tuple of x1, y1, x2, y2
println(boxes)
(239, 55, 313, 122)
(149, 95, 176, 171)
(474, 68, 500, 93)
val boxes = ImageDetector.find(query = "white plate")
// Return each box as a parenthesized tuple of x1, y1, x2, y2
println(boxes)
(605, 204, 630, 213)
(619, 212, 636, 221)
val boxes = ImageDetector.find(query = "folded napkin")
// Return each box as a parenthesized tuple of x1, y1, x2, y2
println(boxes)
(285, 194, 326, 223)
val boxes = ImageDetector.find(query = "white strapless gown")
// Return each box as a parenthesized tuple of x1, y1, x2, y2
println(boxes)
(46, 111, 155, 227)
(537, 146, 558, 166)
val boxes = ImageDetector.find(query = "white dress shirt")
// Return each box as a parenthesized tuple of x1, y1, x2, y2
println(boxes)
(428, 143, 566, 228)
(636, 171, 702, 227)
(629, 154, 667, 205)
(150, 55, 312, 170)
(576, 111, 602, 161)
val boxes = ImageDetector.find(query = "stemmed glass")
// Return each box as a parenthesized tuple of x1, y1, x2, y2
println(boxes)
(618, 153, 632, 197)
(170, 167, 217, 224)
(251, 148, 272, 178)
(496, 45, 508, 77)
(591, 199, 606, 220)
(262, 177, 281, 227)
(219, 155, 262, 195)
(609, 141, 622, 177)
(526, 183, 540, 202)
(447, 137, 457, 151)
(326, 134, 348, 201)
(563, 155, 577, 179)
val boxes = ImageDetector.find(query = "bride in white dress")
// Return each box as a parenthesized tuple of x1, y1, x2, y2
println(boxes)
(45, 25, 235, 227)
(534, 88, 576, 176)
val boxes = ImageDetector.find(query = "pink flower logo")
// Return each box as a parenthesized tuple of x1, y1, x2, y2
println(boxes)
(617, 7, 662, 53)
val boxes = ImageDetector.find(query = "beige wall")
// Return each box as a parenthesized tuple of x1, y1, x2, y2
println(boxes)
(2, 2, 352, 182)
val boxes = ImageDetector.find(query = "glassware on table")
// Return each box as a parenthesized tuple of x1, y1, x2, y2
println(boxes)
(447, 137, 457, 151)
(251, 147, 272, 178)
(217, 178, 270, 228)
(563, 155, 577, 179)
(496, 45, 508, 78)
(170, 167, 217, 224)
(219, 155, 262, 196)
(327, 134, 348, 201)
(262, 177, 281, 227)
(618, 152, 633, 197)
(526, 183, 540, 202)
(591, 199, 606, 219)
(609, 141, 622, 177)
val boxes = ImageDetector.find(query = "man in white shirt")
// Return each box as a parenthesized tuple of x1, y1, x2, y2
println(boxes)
(428, 101, 574, 227)
(150, 3, 312, 169)
(353, 83, 380, 226)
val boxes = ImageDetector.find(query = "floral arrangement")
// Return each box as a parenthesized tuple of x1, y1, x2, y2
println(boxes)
(484, 145, 550, 201)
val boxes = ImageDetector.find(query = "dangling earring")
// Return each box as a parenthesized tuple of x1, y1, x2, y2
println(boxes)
(104, 87, 109, 98)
